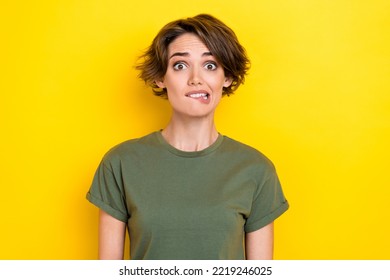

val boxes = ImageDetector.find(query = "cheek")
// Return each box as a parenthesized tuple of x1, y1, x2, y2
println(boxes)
(211, 72, 229, 88)
(211, 77, 228, 91)
(164, 74, 185, 90)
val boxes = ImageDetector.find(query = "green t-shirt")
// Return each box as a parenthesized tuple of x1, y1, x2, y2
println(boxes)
(86, 131, 289, 259)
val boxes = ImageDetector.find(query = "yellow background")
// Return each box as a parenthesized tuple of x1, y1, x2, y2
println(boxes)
(1, 0, 389, 259)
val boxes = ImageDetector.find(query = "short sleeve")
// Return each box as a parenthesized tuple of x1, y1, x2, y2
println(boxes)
(86, 160, 129, 223)
(244, 167, 289, 232)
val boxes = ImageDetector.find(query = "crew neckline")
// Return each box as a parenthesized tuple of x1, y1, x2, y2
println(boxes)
(154, 130, 224, 158)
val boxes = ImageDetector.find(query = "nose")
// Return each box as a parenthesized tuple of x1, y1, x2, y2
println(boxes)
(188, 67, 203, 86)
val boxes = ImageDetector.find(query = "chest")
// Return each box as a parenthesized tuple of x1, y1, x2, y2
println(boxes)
(121, 156, 257, 233)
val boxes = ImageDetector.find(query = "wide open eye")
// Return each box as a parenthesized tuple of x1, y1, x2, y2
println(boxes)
(204, 62, 217, 71)
(173, 62, 188, 71)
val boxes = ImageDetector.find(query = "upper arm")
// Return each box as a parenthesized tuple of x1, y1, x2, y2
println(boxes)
(245, 222, 274, 260)
(98, 209, 126, 260)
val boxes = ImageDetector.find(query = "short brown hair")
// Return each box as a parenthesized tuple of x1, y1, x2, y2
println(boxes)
(136, 14, 250, 98)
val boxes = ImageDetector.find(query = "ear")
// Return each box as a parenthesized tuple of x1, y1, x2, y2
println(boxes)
(223, 76, 233, 88)
(155, 79, 165, 89)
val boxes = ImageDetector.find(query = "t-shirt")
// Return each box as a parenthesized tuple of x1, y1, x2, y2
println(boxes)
(86, 131, 289, 259)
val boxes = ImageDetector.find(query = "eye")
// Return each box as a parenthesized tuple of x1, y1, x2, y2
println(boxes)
(204, 62, 217, 71)
(173, 62, 187, 71)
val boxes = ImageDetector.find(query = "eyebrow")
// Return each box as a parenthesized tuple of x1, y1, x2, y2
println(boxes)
(169, 52, 213, 59)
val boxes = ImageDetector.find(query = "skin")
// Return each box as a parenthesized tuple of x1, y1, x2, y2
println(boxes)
(98, 33, 274, 260)
(98, 210, 126, 259)
(156, 33, 232, 151)
(246, 223, 274, 259)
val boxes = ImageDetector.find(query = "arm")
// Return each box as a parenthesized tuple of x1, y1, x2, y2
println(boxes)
(98, 209, 126, 260)
(245, 222, 274, 260)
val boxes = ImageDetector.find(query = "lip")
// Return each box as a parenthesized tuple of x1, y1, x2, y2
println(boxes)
(185, 90, 209, 97)
(185, 90, 211, 104)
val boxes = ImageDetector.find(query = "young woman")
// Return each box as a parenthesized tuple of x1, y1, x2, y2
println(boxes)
(87, 14, 289, 260)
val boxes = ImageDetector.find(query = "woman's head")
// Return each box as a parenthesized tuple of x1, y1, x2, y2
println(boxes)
(136, 14, 250, 98)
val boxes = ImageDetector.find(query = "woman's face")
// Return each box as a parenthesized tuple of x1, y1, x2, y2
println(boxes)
(156, 33, 232, 120)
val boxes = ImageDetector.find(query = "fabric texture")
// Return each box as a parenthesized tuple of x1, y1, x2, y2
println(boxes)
(86, 131, 289, 259)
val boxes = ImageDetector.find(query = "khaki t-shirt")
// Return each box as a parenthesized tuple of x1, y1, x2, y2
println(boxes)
(87, 131, 289, 259)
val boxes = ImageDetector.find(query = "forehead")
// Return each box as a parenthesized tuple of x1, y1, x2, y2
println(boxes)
(168, 33, 210, 55)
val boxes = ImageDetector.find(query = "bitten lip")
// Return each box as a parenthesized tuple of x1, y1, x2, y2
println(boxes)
(185, 90, 210, 98)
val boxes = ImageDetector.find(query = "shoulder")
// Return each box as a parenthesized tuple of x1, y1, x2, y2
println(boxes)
(100, 132, 159, 166)
(221, 135, 277, 172)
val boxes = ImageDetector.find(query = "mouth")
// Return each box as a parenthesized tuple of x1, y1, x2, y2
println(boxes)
(185, 92, 210, 100)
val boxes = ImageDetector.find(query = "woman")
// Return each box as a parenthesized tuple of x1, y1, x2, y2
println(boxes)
(86, 14, 289, 260)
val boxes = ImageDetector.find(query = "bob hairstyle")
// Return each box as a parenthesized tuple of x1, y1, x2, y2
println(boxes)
(136, 14, 250, 97)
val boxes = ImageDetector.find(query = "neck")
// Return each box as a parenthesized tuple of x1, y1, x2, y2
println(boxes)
(161, 115, 219, 152)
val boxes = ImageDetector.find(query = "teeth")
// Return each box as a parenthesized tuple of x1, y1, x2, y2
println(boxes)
(188, 93, 208, 99)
